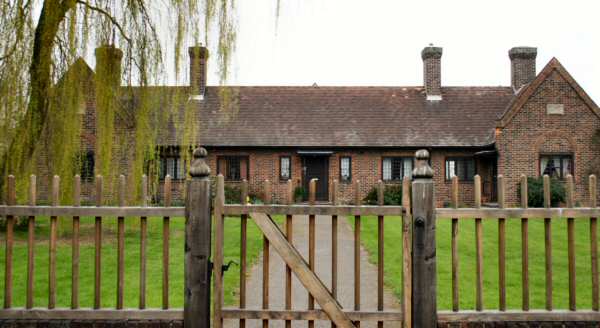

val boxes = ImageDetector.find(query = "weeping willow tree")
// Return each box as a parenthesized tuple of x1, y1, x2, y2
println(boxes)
(0, 0, 254, 203)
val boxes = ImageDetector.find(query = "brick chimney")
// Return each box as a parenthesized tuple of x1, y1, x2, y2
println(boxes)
(422, 46, 443, 101)
(189, 45, 209, 100)
(509, 46, 537, 92)
(95, 45, 123, 90)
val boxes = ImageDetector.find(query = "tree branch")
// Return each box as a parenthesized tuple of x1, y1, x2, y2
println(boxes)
(75, 0, 132, 44)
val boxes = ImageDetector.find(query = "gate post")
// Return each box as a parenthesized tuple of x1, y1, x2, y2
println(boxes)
(411, 149, 437, 327)
(185, 147, 212, 328)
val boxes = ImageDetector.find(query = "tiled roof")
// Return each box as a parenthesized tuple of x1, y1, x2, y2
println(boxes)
(157, 85, 515, 148)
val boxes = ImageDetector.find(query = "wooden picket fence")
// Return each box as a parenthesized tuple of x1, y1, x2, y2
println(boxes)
(1, 147, 600, 327)
(436, 173, 600, 323)
(0, 173, 184, 321)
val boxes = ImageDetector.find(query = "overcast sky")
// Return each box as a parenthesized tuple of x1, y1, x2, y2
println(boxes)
(195, 0, 599, 101)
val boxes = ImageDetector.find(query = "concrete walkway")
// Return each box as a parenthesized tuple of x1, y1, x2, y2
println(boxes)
(224, 215, 401, 328)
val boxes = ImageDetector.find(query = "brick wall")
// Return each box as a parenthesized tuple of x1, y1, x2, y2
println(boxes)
(160, 148, 484, 207)
(497, 69, 600, 206)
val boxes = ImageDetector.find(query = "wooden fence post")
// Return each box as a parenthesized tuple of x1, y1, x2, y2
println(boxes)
(185, 147, 212, 328)
(411, 149, 436, 328)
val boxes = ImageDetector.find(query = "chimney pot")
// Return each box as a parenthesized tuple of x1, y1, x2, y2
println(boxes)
(509, 46, 537, 92)
(421, 46, 443, 100)
(189, 45, 209, 99)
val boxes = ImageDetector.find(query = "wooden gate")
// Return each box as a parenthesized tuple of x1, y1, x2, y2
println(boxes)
(211, 172, 412, 327)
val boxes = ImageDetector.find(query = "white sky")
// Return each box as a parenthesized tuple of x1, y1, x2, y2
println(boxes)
(196, 0, 600, 101)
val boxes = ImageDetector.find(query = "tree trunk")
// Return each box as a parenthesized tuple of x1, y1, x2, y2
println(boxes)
(1, 0, 76, 179)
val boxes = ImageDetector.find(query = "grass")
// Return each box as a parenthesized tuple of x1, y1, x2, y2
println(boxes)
(353, 215, 597, 310)
(0, 215, 280, 308)
(1, 214, 594, 311)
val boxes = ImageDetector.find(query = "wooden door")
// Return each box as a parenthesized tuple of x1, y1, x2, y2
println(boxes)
(303, 156, 329, 201)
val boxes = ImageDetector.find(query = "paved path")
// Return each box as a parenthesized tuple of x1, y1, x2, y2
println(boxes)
(224, 215, 401, 328)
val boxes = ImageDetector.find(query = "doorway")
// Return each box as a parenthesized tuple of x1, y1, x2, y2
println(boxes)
(302, 156, 330, 201)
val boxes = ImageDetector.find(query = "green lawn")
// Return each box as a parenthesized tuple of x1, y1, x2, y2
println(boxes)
(2, 215, 595, 311)
(354, 216, 597, 310)
(0, 215, 275, 308)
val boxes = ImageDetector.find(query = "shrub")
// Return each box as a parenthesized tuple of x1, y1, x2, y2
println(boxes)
(224, 185, 242, 204)
(519, 176, 565, 207)
(363, 184, 403, 205)
(294, 186, 307, 202)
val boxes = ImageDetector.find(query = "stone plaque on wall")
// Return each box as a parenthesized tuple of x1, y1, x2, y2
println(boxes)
(546, 103, 565, 115)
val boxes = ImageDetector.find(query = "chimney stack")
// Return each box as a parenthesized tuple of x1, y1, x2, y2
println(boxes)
(189, 45, 209, 100)
(422, 46, 443, 101)
(509, 46, 537, 92)
(95, 45, 123, 91)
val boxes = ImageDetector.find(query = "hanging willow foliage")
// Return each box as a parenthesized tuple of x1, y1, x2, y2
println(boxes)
(0, 0, 239, 204)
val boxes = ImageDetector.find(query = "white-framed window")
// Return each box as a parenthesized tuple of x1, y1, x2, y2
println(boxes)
(445, 157, 475, 181)
(340, 156, 351, 182)
(160, 156, 186, 180)
(280, 156, 291, 180)
(382, 157, 412, 181)
(540, 154, 573, 179)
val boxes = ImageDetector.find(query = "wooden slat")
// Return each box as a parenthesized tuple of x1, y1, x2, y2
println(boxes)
(285, 179, 293, 328)
(331, 179, 339, 328)
(240, 179, 249, 328)
(49, 175, 59, 309)
(474, 175, 483, 311)
(163, 175, 171, 310)
(116, 175, 126, 310)
(263, 179, 271, 204)
(451, 176, 459, 312)
(566, 174, 576, 311)
(520, 175, 529, 311)
(377, 181, 384, 325)
(309, 178, 317, 328)
(353, 180, 361, 328)
(0, 308, 183, 320)
(0, 204, 405, 217)
(497, 175, 506, 311)
(26, 175, 36, 309)
(543, 174, 552, 311)
(249, 212, 356, 328)
(436, 207, 600, 219)
(262, 180, 270, 328)
(72, 175, 80, 309)
(213, 175, 225, 328)
(438, 310, 600, 322)
(401, 177, 411, 328)
(140, 175, 148, 310)
(94, 175, 103, 310)
(4, 175, 15, 309)
(590, 174, 598, 311)
(222, 309, 402, 321)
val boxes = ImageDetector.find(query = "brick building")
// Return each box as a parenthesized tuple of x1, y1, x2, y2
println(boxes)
(47, 45, 600, 206)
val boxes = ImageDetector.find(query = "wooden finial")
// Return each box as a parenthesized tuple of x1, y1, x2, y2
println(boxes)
(413, 149, 433, 179)
(189, 147, 210, 178)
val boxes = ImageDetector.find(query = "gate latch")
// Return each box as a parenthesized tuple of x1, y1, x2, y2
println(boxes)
(221, 260, 238, 276)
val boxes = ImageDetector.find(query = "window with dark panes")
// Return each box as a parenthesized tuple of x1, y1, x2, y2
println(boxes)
(445, 157, 475, 181)
(382, 157, 412, 181)
(217, 156, 249, 181)
(340, 156, 352, 182)
(540, 154, 573, 179)
(79, 151, 95, 181)
(280, 156, 291, 180)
